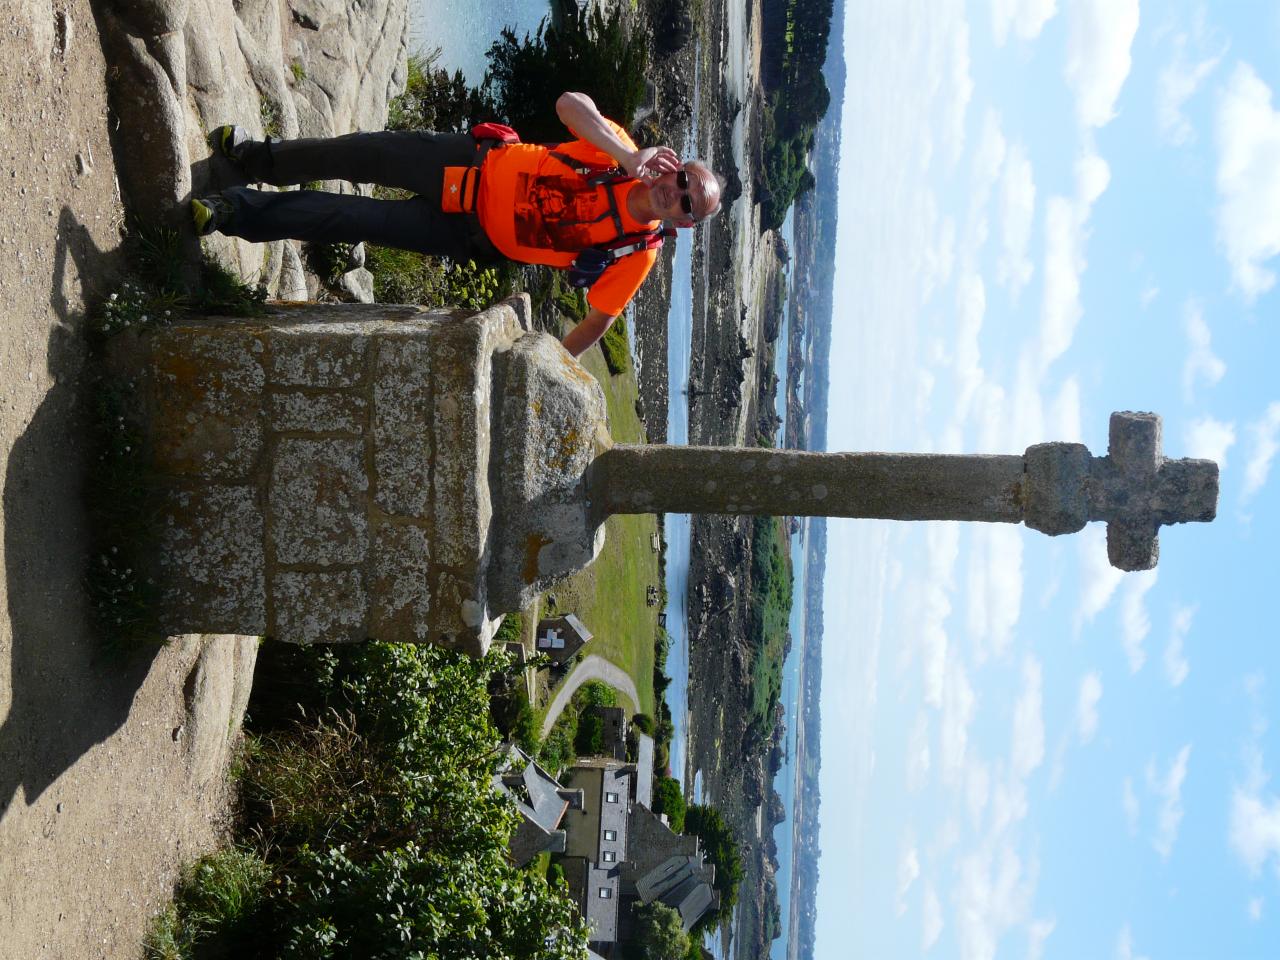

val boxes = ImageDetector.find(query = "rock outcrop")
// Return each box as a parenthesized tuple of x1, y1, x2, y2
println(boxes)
(98, 0, 409, 297)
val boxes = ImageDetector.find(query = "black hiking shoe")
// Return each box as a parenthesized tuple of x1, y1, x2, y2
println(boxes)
(190, 196, 232, 236)
(208, 124, 252, 165)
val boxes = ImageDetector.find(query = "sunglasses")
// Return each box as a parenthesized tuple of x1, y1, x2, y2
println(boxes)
(676, 170, 696, 218)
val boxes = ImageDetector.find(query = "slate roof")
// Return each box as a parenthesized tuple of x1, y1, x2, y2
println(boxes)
(493, 745, 573, 867)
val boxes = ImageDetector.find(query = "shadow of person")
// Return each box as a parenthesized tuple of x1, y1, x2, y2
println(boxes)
(0, 208, 160, 821)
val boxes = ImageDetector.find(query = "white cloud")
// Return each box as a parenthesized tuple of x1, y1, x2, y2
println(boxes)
(1077, 672, 1102, 743)
(954, 843, 1037, 960)
(907, 712, 933, 791)
(1048, 377, 1083, 443)
(990, 0, 1057, 45)
(1011, 658, 1045, 778)
(1230, 745, 1280, 875)
(1165, 604, 1193, 687)
(1182, 301, 1227, 402)
(1185, 416, 1237, 468)
(917, 524, 961, 707)
(1242, 402, 1280, 503)
(1115, 924, 1150, 960)
(1158, 31, 1225, 145)
(1149, 744, 1192, 859)
(967, 758, 992, 826)
(1120, 570, 1158, 674)
(923, 883, 945, 950)
(997, 143, 1036, 300)
(1215, 62, 1280, 301)
(1077, 524, 1124, 626)
(1038, 152, 1110, 371)
(897, 841, 922, 915)
(1122, 777, 1140, 835)
(1140, 283, 1159, 309)
(941, 655, 977, 782)
(1065, 0, 1141, 129)
(966, 525, 1024, 661)
(1027, 919, 1056, 960)
(1248, 897, 1263, 922)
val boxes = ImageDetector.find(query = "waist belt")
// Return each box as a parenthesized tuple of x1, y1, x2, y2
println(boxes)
(440, 139, 502, 216)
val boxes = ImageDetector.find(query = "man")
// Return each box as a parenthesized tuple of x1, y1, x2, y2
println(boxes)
(192, 92, 723, 357)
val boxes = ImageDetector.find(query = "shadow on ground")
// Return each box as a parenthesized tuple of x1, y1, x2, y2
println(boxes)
(0, 208, 159, 821)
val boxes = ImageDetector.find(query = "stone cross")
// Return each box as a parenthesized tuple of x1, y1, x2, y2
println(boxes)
(116, 296, 1217, 653)
(586, 411, 1218, 572)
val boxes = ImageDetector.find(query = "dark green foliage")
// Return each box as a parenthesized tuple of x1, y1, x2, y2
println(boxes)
(600, 314, 632, 375)
(651, 776, 686, 833)
(387, 53, 492, 133)
(539, 717, 577, 775)
(493, 612, 525, 646)
(755, 0, 837, 228)
(482, 0, 649, 142)
(651, 0, 695, 57)
(684, 804, 743, 925)
(144, 849, 273, 959)
(547, 861, 566, 889)
(161, 644, 588, 958)
(578, 679, 619, 708)
(629, 901, 691, 960)
(631, 712, 655, 735)
(747, 516, 792, 739)
(574, 711, 605, 755)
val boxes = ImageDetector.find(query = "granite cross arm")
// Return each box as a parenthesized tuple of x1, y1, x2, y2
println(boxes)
(586, 411, 1218, 572)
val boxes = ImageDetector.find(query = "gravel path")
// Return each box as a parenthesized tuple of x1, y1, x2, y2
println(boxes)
(0, 3, 251, 955)
(539, 654, 640, 737)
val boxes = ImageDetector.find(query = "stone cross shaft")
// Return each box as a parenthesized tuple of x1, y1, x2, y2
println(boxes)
(587, 412, 1218, 571)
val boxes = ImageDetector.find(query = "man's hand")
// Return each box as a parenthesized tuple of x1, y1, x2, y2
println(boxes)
(624, 145, 680, 179)
(556, 92, 680, 178)
(561, 307, 617, 358)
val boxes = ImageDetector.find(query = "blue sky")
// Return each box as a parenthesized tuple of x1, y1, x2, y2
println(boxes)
(818, 2, 1280, 959)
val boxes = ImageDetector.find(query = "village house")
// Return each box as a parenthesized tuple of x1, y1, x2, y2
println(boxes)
(535, 613, 594, 664)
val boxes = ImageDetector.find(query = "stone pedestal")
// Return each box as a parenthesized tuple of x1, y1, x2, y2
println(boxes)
(113, 296, 607, 654)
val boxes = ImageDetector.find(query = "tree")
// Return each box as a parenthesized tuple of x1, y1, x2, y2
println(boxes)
(684, 805, 743, 924)
(630, 901, 690, 960)
(651, 776, 686, 833)
(482, 0, 649, 142)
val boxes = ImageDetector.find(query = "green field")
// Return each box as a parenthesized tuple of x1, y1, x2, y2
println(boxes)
(541, 337, 660, 717)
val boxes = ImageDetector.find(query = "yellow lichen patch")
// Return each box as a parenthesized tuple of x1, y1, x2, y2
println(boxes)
(523, 533, 553, 584)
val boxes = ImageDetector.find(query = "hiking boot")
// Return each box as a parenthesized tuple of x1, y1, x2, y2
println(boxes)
(190, 196, 232, 236)
(208, 124, 252, 164)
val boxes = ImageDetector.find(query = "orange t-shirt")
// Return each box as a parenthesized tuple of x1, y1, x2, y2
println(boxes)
(476, 120, 659, 317)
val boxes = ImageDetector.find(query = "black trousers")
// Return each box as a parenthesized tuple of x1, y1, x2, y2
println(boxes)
(219, 131, 500, 261)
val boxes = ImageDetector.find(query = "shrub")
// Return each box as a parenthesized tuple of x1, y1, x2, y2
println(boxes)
(651, 776, 686, 833)
(482, 0, 649, 142)
(493, 612, 524, 646)
(599, 314, 631, 375)
(574, 711, 606, 756)
(161, 644, 589, 958)
(684, 804, 743, 926)
(143, 849, 272, 959)
(631, 712, 655, 735)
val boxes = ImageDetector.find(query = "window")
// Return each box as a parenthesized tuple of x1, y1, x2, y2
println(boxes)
(605, 792, 619, 803)
(603, 829, 617, 841)
(602, 851, 617, 863)
(598, 887, 612, 899)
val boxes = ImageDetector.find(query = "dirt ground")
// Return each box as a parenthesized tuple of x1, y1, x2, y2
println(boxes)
(0, 3, 246, 956)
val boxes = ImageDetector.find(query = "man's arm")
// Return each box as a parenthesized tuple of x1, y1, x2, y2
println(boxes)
(555, 92, 679, 179)
(561, 306, 617, 358)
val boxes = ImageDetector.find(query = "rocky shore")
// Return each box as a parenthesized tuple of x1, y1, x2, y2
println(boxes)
(632, 0, 794, 957)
